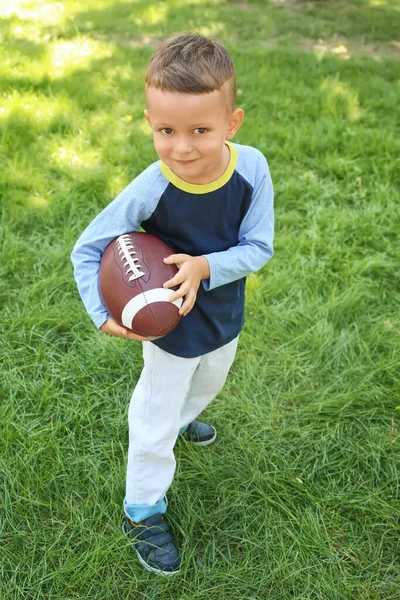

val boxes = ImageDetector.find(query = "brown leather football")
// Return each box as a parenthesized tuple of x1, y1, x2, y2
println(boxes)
(98, 232, 182, 339)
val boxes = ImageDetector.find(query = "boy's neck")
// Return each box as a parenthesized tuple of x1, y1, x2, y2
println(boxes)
(170, 142, 231, 186)
(159, 142, 239, 194)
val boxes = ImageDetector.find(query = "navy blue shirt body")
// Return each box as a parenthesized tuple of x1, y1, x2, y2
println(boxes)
(142, 170, 253, 356)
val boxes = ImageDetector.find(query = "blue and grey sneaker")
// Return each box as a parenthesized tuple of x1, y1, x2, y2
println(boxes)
(183, 420, 217, 446)
(122, 513, 181, 576)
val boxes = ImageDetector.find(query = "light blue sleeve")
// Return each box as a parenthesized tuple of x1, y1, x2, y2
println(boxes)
(70, 164, 166, 329)
(202, 150, 274, 290)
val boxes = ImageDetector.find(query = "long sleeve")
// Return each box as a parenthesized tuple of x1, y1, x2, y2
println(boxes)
(202, 152, 274, 291)
(70, 164, 166, 328)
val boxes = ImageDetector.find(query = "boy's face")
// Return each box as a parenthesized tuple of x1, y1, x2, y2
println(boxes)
(144, 86, 244, 185)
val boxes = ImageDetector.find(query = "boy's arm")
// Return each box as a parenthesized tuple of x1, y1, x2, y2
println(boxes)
(202, 154, 274, 291)
(71, 175, 159, 330)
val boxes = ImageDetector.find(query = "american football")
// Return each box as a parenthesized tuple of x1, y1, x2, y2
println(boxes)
(99, 232, 182, 339)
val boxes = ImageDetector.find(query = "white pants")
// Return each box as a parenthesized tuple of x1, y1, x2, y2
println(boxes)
(125, 337, 239, 518)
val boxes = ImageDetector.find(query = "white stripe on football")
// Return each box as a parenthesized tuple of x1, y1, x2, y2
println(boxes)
(121, 288, 183, 329)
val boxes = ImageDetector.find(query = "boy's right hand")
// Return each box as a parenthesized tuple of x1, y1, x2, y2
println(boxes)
(100, 317, 152, 341)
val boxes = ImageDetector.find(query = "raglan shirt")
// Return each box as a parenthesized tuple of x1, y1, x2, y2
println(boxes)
(71, 142, 274, 358)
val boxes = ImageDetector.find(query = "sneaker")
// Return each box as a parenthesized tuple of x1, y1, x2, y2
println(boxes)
(183, 420, 217, 446)
(122, 513, 181, 576)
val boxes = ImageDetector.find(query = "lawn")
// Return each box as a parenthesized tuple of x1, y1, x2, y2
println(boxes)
(1, 0, 399, 598)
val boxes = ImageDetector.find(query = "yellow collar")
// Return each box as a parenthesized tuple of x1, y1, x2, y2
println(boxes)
(159, 141, 238, 195)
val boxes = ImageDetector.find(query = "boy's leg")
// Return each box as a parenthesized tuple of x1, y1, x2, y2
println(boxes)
(179, 336, 239, 431)
(125, 341, 200, 522)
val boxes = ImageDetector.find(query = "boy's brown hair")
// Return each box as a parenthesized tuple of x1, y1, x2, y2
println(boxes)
(145, 33, 236, 111)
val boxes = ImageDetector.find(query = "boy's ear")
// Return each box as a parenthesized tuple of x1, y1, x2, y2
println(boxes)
(226, 108, 244, 140)
(144, 109, 151, 125)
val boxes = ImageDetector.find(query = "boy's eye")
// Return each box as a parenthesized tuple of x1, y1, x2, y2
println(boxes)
(160, 128, 173, 135)
(194, 127, 208, 134)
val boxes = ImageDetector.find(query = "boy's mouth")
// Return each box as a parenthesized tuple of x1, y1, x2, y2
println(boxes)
(175, 159, 197, 166)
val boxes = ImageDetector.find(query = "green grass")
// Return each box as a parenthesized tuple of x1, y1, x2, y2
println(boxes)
(1, 0, 399, 598)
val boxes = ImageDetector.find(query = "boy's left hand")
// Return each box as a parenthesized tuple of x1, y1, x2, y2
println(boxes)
(163, 254, 210, 316)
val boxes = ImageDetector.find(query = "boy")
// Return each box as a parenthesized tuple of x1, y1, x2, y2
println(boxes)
(71, 33, 274, 576)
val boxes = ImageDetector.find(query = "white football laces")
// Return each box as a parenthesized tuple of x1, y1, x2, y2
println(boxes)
(117, 234, 145, 281)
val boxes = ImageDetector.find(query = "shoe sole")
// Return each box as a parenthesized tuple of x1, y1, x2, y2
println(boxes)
(122, 522, 181, 577)
(192, 430, 217, 446)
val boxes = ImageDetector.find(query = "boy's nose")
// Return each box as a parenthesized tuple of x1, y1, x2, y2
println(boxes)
(174, 136, 193, 155)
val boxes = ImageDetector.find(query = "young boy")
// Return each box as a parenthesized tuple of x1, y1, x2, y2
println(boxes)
(71, 33, 274, 576)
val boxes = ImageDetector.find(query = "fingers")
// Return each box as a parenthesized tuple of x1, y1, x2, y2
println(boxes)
(163, 277, 196, 314)
(100, 318, 152, 341)
(173, 286, 196, 316)
(179, 297, 195, 316)
(163, 275, 197, 314)
(124, 331, 153, 342)
(163, 264, 190, 289)
(163, 254, 189, 265)
(162, 254, 200, 315)
(167, 280, 190, 303)
(100, 318, 123, 336)
(163, 273, 181, 289)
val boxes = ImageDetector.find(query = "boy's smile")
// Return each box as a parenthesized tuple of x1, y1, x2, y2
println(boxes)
(144, 87, 244, 185)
